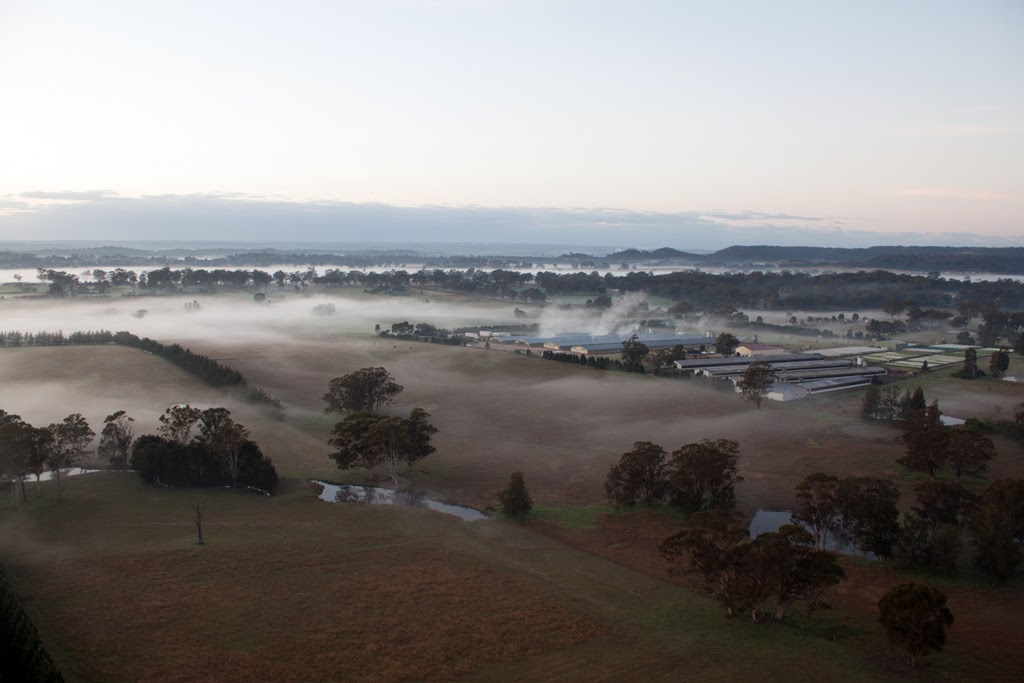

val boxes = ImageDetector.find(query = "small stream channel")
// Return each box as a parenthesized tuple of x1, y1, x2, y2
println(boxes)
(313, 481, 487, 521)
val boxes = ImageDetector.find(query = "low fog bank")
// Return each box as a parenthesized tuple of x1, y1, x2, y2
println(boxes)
(0, 292, 530, 345)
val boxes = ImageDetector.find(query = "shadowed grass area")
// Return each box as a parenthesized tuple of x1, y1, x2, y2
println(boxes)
(0, 475, 895, 682)
(532, 503, 617, 529)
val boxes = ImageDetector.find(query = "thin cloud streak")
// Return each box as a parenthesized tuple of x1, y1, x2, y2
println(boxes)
(893, 188, 1010, 201)
(20, 190, 119, 201)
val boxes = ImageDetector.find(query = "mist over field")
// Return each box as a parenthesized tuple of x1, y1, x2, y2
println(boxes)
(0, 292, 531, 344)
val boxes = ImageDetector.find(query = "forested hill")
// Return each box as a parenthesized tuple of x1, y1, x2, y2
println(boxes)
(615, 245, 1024, 274)
(604, 247, 703, 262)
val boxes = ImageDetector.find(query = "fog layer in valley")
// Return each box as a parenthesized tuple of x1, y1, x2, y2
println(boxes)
(0, 292, 531, 345)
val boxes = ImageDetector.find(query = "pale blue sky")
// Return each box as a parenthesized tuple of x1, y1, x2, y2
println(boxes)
(0, 1, 1021, 245)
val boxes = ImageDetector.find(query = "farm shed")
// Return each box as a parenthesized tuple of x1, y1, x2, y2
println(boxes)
(736, 343, 786, 357)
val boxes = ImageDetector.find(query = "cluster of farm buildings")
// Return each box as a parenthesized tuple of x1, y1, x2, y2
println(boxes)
(471, 329, 1001, 403)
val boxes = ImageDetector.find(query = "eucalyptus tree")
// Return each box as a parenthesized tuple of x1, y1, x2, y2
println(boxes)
(98, 410, 135, 470)
(47, 413, 94, 501)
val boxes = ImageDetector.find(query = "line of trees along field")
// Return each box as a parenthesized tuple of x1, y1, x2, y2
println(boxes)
(27, 261, 1024, 314)
(0, 405, 279, 509)
(0, 329, 284, 410)
(131, 405, 279, 492)
(111, 332, 284, 410)
(7, 244, 1024, 272)
(598, 393, 1024, 666)
(0, 565, 64, 682)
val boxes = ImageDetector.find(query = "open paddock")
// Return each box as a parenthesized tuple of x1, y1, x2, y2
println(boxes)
(0, 475, 889, 682)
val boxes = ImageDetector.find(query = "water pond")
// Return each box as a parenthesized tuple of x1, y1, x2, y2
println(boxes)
(749, 508, 876, 559)
(313, 481, 487, 522)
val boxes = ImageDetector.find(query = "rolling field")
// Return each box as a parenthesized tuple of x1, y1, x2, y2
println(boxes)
(1, 475, 893, 682)
(1, 318, 1023, 681)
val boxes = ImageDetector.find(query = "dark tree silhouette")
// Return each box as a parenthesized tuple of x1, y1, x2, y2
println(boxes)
(737, 361, 777, 410)
(878, 582, 954, 668)
(323, 367, 404, 414)
(605, 441, 668, 508)
(497, 472, 533, 522)
(668, 439, 743, 515)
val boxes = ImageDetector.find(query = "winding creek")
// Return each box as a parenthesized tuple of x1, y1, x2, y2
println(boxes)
(313, 481, 487, 521)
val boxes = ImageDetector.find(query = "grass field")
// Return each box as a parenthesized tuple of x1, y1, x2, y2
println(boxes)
(1, 301, 1023, 681)
(1, 475, 900, 682)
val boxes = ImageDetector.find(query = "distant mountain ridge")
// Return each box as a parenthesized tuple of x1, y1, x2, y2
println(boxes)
(607, 245, 1024, 274)
(2, 242, 1023, 274)
(604, 247, 703, 261)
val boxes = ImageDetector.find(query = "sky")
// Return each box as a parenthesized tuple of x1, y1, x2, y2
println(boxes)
(0, 0, 1021, 249)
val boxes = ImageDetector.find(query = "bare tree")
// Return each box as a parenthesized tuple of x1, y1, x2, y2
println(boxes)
(193, 500, 206, 545)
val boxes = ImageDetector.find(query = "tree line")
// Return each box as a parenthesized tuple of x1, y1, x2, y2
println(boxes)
(376, 321, 467, 346)
(131, 405, 279, 493)
(0, 330, 115, 347)
(1, 405, 280, 506)
(599, 407, 1022, 666)
(111, 332, 284, 410)
(0, 329, 284, 410)
(0, 411, 94, 505)
(0, 565, 64, 682)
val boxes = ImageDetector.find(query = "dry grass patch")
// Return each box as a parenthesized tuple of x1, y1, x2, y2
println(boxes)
(19, 540, 603, 682)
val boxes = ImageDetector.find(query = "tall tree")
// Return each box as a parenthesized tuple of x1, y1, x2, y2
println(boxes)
(327, 409, 436, 485)
(878, 582, 954, 668)
(0, 413, 29, 510)
(620, 334, 650, 373)
(158, 404, 203, 444)
(899, 402, 948, 479)
(962, 348, 980, 379)
(328, 412, 385, 478)
(323, 367, 404, 414)
(668, 439, 743, 515)
(988, 349, 1009, 378)
(97, 410, 135, 470)
(404, 408, 437, 471)
(193, 500, 206, 545)
(980, 479, 1024, 543)
(968, 481, 1023, 584)
(835, 476, 901, 558)
(47, 413, 94, 501)
(23, 426, 53, 499)
(497, 471, 533, 522)
(737, 361, 777, 410)
(750, 524, 845, 620)
(714, 333, 740, 356)
(605, 441, 668, 508)
(366, 415, 411, 489)
(909, 386, 926, 411)
(793, 472, 840, 550)
(895, 511, 947, 570)
(196, 408, 250, 488)
(861, 383, 882, 420)
(913, 480, 979, 528)
(660, 509, 753, 617)
(945, 427, 997, 481)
